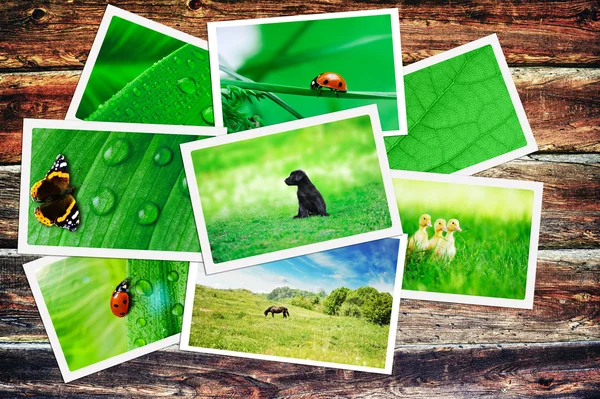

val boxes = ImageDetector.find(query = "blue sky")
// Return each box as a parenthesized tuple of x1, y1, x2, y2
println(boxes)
(197, 238, 400, 294)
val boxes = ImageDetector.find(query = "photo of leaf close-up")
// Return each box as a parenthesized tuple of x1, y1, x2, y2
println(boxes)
(35, 257, 187, 371)
(75, 15, 214, 126)
(212, 12, 402, 133)
(27, 127, 211, 253)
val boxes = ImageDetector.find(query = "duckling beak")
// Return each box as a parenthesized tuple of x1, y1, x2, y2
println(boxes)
(455, 226, 462, 232)
(426, 221, 432, 227)
(442, 226, 447, 232)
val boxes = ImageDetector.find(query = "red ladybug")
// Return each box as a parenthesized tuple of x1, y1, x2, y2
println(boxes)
(310, 72, 347, 98)
(110, 279, 130, 317)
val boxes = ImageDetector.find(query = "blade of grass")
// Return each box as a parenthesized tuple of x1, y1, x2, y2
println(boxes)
(220, 79, 397, 100)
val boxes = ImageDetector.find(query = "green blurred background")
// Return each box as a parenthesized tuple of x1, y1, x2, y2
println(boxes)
(75, 16, 213, 126)
(191, 116, 393, 263)
(36, 257, 187, 371)
(395, 179, 534, 299)
(217, 14, 401, 132)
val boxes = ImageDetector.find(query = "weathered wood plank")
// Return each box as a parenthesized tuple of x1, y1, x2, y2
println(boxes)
(0, 341, 598, 397)
(1, 249, 598, 344)
(2, 157, 599, 248)
(0, 0, 599, 71)
(0, 67, 598, 164)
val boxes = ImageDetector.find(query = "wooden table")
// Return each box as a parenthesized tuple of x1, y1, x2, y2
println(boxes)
(1, 1, 599, 397)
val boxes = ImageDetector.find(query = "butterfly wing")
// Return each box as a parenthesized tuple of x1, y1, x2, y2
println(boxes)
(34, 195, 80, 232)
(31, 154, 71, 202)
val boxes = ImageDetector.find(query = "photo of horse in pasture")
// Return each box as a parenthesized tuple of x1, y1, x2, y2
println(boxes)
(182, 238, 405, 372)
(394, 175, 540, 301)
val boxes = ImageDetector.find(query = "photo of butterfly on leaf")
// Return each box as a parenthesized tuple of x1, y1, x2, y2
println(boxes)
(30, 154, 80, 232)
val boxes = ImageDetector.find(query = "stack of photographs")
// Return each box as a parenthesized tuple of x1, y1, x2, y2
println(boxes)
(19, 5, 543, 382)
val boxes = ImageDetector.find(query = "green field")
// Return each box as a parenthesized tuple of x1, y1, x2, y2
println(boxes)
(188, 286, 390, 368)
(396, 179, 534, 299)
(191, 116, 392, 263)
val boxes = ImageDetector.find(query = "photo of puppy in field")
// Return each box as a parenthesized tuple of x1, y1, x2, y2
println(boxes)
(181, 107, 401, 273)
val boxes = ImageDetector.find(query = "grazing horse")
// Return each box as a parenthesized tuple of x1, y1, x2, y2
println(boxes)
(264, 306, 290, 319)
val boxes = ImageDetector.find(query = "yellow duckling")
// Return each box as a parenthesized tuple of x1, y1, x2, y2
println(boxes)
(435, 218, 462, 262)
(427, 219, 447, 251)
(408, 214, 431, 253)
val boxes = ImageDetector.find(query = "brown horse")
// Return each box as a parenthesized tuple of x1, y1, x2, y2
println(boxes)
(264, 306, 290, 318)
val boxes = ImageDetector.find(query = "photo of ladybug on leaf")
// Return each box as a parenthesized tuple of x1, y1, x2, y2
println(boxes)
(310, 72, 348, 98)
(110, 279, 131, 317)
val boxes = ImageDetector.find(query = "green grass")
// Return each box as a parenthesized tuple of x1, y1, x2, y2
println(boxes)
(28, 128, 210, 252)
(189, 286, 390, 368)
(215, 14, 401, 132)
(77, 16, 213, 126)
(190, 116, 393, 263)
(396, 179, 534, 299)
(36, 258, 187, 371)
(384, 44, 528, 173)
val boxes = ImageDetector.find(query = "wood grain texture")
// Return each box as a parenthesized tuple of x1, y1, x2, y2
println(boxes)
(0, 342, 598, 398)
(0, 0, 599, 71)
(1, 249, 598, 345)
(0, 67, 599, 164)
(2, 156, 599, 248)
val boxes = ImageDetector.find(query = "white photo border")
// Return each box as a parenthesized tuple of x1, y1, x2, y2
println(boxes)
(181, 105, 403, 274)
(392, 170, 543, 309)
(180, 235, 407, 374)
(23, 256, 185, 383)
(207, 8, 408, 136)
(384, 34, 538, 176)
(65, 4, 214, 124)
(18, 118, 225, 261)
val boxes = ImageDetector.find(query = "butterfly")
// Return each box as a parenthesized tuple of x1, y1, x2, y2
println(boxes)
(30, 154, 80, 232)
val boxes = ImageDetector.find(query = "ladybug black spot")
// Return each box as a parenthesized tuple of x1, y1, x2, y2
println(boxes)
(120, 312, 125, 316)
(323, 79, 329, 85)
(123, 299, 127, 304)
(338, 82, 342, 87)
(114, 304, 118, 307)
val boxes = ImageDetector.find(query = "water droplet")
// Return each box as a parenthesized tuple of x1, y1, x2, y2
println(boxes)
(171, 303, 184, 316)
(137, 201, 160, 225)
(123, 92, 130, 98)
(133, 338, 146, 348)
(114, 109, 122, 116)
(141, 116, 149, 123)
(143, 83, 151, 91)
(103, 139, 131, 166)
(153, 147, 173, 166)
(201, 106, 214, 125)
(200, 73, 208, 81)
(167, 271, 179, 282)
(98, 103, 104, 109)
(133, 87, 141, 96)
(186, 59, 195, 68)
(135, 279, 153, 296)
(179, 175, 189, 196)
(177, 77, 197, 94)
(173, 56, 182, 65)
(91, 187, 117, 215)
(142, 106, 149, 112)
(125, 108, 134, 116)
(192, 50, 207, 60)
(136, 317, 147, 327)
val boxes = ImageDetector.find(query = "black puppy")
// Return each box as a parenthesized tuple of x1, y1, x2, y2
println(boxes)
(284, 170, 329, 219)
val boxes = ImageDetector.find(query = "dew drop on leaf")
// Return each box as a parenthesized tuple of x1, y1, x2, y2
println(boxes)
(200, 73, 208, 81)
(102, 139, 130, 166)
(201, 106, 214, 125)
(133, 87, 142, 97)
(186, 59, 195, 68)
(133, 338, 146, 348)
(171, 303, 184, 316)
(173, 55, 182, 65)
(153, 147, 173, 166)
(136, 317, 147, 327)
(141, 116, 149, 123)
(179, 175, 189, 196)
(91, 187, 117, 215)
(177, 77, 197, 94)
(137, 201, 160, 225)
(134, 279, 153, 296)
(192, 50, 207, 61)
(143, 83, 151, 91)
(125, 108, 134, 116)
(167, 271, 179, 282)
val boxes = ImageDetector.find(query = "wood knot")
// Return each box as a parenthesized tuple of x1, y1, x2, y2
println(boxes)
(188, 0, 202, 10)
(537, 377, 554, 388)
(31, 8, 47, 21)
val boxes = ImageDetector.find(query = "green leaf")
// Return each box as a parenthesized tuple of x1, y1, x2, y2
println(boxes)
(86, 44, 214, 126)
(385, 44, 529, 173)
(28, 127, 209, 252)
(125, 260, 188, 350)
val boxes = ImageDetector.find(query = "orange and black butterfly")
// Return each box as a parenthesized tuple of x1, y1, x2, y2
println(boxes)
(30, 154, 80, 232)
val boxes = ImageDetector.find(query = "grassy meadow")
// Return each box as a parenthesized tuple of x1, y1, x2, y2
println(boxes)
(188, 285, 391, 368)
(191, 116, 393, 263)
(395, 178, 534, 299)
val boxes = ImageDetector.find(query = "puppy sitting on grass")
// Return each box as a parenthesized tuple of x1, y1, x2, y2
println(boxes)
(284, 170, 329, 219)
